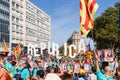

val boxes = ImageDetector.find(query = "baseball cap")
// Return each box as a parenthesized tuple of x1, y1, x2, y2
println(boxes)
(19, 60, 26, 66)
(79, 69, 85, 74)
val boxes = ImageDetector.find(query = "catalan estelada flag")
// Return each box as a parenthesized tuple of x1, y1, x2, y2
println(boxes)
(12, 43, 21, 56)
(80, 0, 99, 37)
(3, 39, 8, 52)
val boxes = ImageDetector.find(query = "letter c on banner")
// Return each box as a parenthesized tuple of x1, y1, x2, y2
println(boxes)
(69, 44, 76, 58)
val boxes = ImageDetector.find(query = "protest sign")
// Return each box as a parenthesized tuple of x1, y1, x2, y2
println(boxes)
(96, 50, 104, 61)
(103, 49, 113, 62)
(74, 63, 80, 73)
(43, 61, 50, 70)
(84, 62, 90, 73)
(61, 62, 68, 72)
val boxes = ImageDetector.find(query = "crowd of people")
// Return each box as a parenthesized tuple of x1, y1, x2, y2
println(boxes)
(0, 52, 120, 80)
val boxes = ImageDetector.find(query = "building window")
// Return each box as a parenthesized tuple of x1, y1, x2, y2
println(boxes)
(12, 2, 15, 7)
(16, 4, 19, 9)
(16, 26, 19, 30)
(12, 16, 15, 21)
(26, 28, 30, 33)
(16, 18, 19, 23)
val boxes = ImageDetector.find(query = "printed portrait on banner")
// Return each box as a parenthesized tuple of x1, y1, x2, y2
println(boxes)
(103, 49, 113, 62)
(96, 50, 104, 61)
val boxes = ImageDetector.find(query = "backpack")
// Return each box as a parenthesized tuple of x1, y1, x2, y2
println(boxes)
(14, 68, 24, 80)
(32, 67, 37, 76)
(78, 77, 87, 80)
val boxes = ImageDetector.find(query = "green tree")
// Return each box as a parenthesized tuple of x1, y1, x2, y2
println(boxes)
(88, 2, 120, 49)
(59, 45, 64, 53)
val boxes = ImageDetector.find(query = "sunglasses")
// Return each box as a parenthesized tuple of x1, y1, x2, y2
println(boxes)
(108, 70, 114, 73)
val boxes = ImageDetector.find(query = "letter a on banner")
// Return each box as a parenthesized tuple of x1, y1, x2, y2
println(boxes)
(79, 38, 86, 53)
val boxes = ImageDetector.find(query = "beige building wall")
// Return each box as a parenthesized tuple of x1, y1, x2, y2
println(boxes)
(25, 1, 51, 48)
(9, 0, 51, 52)
(67, 31, 80, 52)
(10, 0, 25, 52)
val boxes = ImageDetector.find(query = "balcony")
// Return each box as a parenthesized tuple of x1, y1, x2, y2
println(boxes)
(20, 2, 23, 7)
(12, 21, 16, 25)
(17, 22, 23, 27)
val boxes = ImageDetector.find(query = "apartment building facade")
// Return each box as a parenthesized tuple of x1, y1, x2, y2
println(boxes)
(10, 0, 26, 51)
(67, 31, 80, 52)
(25, 1, 51, 48)
(0, 0, 51, 52)
(0, 0, 10, 51)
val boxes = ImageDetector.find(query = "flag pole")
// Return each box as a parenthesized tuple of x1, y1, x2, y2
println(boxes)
(118, 0, 120, 28)
(91, 28, 96, 50)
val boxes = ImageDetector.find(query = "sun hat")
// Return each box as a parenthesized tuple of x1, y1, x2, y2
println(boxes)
(79, 69, 85, 74)
(19, 60, 26, 66)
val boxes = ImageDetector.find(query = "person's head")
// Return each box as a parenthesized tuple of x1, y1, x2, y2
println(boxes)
(34, 60, 39, 67)
(60, 73, 74, 80)
(1, 58, 6, 64)
(46, 66, 54, 73)
(92, 66, 96, 74)
(11, 61, 16, 66)
(37, 70, 45, 79)
(104, 66, 113, 77)
(68, 70, 73, 74)
(20, 60, 26, 68)
(118, 70, 120, 76)
(0, 64, 3, 70)
(78, 69, 85, 77)
(38, 60, 41, 67)
(102, 62, 109, 70)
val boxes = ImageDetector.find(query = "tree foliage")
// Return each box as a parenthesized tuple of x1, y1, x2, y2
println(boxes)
(88, 2, 120, 49)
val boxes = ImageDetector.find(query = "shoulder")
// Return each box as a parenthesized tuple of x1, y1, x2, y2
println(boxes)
(45, 73, 61, 80)
(46, 73, 61, 78)
(0, 68, 7, 74)
(107, 77, 114, 80)
(22, 68, 29, 72)
(33, 67, 37, 70)
(96, 70, 103, 75)
(78, 77, 84, 80)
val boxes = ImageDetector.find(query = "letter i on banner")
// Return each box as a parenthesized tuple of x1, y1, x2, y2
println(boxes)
(64, 43, 67, 56)
(53, 43, 61, 59)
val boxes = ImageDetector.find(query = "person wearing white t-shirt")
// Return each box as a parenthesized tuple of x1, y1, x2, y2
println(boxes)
(88, 66, 97, 80)
(45, 66, 63, 80)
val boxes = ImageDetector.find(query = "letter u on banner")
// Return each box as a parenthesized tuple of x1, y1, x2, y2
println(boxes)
(48, 42, 53, 55)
